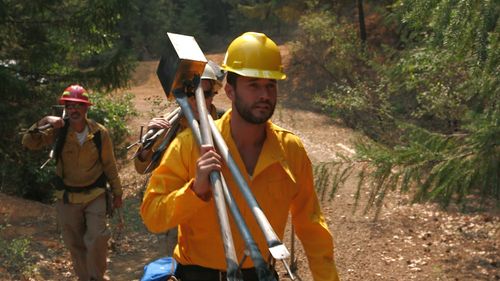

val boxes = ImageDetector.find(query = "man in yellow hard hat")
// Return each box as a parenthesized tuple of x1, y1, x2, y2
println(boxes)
(22, 85, 123, 281)
(141, 32, 340, 281)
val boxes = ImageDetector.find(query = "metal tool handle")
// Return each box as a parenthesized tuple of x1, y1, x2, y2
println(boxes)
(40, 109, 67, 169)
(128, 107, 182, 151)
(174, 85, 241, 281)
(207, 116, 290, 257)
(142, 115, 182, 174)
(208, 115, 295, 279)
(142, 107, 182, 144)
(219, 174, 278, 281)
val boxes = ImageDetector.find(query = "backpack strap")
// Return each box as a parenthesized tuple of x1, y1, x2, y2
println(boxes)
(55, 124, 103, 164)
(93, 130, 103, 163)
(54, 120, 70, 165)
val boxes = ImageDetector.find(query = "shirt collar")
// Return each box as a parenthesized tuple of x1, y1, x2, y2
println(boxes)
(67, 118, 99, 141)
(86, 118, 100, 134)
(217, 109, 297, 184)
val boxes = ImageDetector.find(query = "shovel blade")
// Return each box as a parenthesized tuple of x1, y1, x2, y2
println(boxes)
(156, 32, 206, 100)
(268, 243, 290, 260)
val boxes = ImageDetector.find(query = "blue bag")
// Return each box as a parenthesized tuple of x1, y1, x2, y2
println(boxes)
(140, 256, 178, 281)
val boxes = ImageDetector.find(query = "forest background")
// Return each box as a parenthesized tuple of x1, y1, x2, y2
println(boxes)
(0, 0, 498, 279)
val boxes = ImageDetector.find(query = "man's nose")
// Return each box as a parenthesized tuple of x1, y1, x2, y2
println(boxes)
(257, 87, 273, 100)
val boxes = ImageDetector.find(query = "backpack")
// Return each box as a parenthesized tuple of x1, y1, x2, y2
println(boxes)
(140, 257, 178, 281)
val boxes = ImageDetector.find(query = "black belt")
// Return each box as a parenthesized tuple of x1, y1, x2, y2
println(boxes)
(54, 173, 107, 203)
(175, 264, 279, 281)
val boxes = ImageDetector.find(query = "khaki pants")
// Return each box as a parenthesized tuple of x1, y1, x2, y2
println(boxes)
(56, 194, 110, 281)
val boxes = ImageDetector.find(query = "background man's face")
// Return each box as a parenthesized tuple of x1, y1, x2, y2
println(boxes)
(65, 102, 88, 122)
(187, 79, 214, 120)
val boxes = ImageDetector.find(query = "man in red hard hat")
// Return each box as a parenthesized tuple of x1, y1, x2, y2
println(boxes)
(22, 84, 123, 281)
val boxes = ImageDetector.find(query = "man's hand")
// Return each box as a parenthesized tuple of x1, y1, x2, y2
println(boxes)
(113, 194, 123, 209)
(147, 117, 171, 130)
(192, 145, 222, 201)
(39, 116, 65, 129)
(136, 117, 172, 161)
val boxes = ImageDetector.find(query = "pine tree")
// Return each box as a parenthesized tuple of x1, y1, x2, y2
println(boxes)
(0, 0, 136, 199)
(311, 0, 499, 212)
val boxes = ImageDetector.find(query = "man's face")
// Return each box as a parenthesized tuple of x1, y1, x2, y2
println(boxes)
(187, 79, 215, 120)
(64, 102, 88, 122)
(229, 77, 277, 124)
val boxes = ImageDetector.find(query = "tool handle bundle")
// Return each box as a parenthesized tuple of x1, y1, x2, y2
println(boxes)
(173, 82, 293, 281)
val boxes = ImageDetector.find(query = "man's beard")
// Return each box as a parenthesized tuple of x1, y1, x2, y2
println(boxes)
(70, 112, 82, 120)
(69, 112, 85, 123)
(234, 92, 275, 124)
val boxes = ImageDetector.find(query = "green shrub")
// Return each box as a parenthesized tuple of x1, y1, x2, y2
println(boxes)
(294, 0, 499, 210)
(89, 91, 138, 158)
(0, 234, 33, 275)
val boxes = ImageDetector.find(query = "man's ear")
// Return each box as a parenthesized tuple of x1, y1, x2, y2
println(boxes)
(225, 83, 234, 100)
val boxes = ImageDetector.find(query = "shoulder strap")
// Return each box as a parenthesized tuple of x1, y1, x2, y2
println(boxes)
(54, 121, 70, 164)
(93, 130, 103, 163)
(55, 125, 103, 182)
(92, 130, 108, 187)
(55, 125, 103, 163)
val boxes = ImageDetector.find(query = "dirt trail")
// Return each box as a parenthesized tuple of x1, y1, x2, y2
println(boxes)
(1, 49, 498, 281)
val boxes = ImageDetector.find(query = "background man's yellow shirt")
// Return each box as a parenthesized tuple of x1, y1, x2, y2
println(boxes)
(22, 119, 123, 203)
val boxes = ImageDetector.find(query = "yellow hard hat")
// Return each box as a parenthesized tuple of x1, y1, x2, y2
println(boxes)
(221, 32, 286, 80)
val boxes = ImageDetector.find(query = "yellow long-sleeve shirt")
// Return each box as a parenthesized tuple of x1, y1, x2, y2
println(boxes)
(22, 118, 123, 203)
(140, 109, 339, 281)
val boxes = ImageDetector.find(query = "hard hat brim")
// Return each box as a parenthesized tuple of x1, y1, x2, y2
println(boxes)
(59, 97, 93, 106)
(223, 67, 286, 80)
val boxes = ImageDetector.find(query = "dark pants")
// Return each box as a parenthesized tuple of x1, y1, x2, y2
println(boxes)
(175, 264, 279, 281)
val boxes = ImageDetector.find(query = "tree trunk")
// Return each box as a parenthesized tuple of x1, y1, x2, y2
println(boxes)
(357, 0, 367, 43)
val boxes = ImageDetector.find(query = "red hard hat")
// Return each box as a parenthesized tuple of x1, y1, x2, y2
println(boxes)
(59, 85, 92, 105)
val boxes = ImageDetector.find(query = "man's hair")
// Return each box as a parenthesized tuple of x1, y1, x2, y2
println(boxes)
(225, 72, 239, 89)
